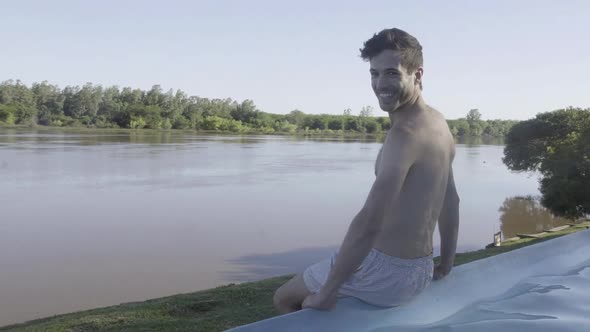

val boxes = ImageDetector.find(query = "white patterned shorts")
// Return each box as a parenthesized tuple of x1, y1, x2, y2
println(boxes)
(303, 248, 434, 307)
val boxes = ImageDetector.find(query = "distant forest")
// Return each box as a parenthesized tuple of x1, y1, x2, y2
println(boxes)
(0, 80, 517, 137)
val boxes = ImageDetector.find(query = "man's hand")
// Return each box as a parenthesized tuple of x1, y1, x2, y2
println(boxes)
(302, 290, 338, 311)
(433, 264, 452, 281)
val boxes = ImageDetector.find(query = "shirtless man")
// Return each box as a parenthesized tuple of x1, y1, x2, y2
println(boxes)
(273, 28, 460, 313)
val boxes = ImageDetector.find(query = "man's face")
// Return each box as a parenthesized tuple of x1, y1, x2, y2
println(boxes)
(369, 50, 422, 113)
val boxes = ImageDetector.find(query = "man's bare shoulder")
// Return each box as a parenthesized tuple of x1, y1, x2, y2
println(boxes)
(424, 105, 450, 126)
(417, 106, 455, 156)
(388, 106, 454, 152)
(425, 105, 445, 116)
(428, 106, 456, 148)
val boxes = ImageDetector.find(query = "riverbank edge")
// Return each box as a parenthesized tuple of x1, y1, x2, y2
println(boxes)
(2, 220, 588, 332)
(0, 124, 509, 142)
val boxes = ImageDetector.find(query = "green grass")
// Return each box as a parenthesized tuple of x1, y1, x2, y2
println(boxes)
(2, 221, 589, 332)
(0, 277, 290, 332)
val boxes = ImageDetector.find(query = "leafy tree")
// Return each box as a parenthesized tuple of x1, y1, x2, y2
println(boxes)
(327, 117, 343, 130)
(469, 122, 483, 136)
(230, 100, 259, 123)
(201, 115, 224, 131)
(99, 86, 122, 118)
(31, 81, 65, 125)
(120, 87, 144, 106)
(0, 104, 16, 125)
(503, 107, 590, 218)
(313, 116, 328, 130)
(376, 117, 391, 131)
(466, 108, 481, 123)
(130, 117, 146, 129)
(161, 118, 172, 130)
(145, 85, 165, 106)
(277, 121, 297, 133)
(0, 80, 35, 107)
(363, 118, 380, 133)
(359, 105, 374, 118)
(449, 119, 470, 136)
(286, 109, 305, 126)
(14, 103, 38, 125)
(465, 109, 483, 136)
(172, 116, 191, 130)
(343, 116, 361, 131)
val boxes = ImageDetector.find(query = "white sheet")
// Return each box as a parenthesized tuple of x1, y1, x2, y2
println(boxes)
(228, 229, 590, 331)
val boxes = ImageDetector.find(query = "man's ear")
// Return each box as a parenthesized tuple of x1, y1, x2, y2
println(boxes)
(414, 67, 424, 89)
(414, 68, 423, 85)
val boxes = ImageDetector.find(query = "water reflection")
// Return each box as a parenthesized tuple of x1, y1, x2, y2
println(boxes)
(0, 128, 507, 146)
(456, 136, 505, 146)
(499, 196, 571, 238)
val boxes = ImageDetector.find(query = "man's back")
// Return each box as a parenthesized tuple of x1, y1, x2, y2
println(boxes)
(374, 106, 455, 259)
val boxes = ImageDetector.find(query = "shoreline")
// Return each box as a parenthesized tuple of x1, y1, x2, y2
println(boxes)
(0, 124, 506, 142)
(2, 220, 588, 332)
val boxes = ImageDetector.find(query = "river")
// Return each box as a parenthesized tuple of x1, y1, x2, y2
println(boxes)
(0, 128, 570, 326)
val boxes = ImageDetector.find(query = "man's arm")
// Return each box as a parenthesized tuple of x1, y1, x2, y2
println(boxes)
(375, 130, 389, 176)
(375, 146, 383, 176)
(317, 128, 418, 298)
(434, 166, 460, 280)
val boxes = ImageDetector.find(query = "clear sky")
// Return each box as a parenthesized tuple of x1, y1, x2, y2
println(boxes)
(1, 0, 588, 120)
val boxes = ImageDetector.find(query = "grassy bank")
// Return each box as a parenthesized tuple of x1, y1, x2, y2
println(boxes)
(2, 221, 589, 332)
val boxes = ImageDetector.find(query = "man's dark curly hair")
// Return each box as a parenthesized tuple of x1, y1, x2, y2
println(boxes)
(360, 28, 423, 74)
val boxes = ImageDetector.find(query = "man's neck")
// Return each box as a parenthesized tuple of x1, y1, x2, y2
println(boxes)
(388, 93, 426, 124)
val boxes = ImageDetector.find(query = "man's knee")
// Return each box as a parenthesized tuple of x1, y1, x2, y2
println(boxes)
(273, 287, 283, 307)
(273, 284, 291, 313)
(273, 274, 309, 313)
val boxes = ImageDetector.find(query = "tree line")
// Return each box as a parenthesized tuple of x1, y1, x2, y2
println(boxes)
(0, 80, 516, 137)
